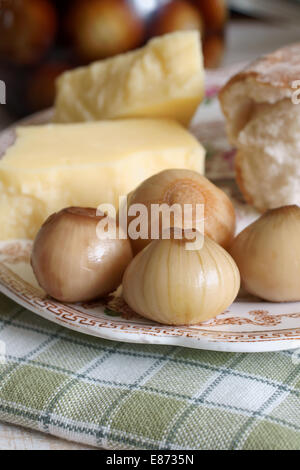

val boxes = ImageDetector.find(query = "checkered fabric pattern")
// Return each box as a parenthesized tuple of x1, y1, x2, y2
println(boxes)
(0, 294, 300, 450)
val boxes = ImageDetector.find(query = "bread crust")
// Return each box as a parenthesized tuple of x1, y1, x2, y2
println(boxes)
(235, 151, 257, 210)
(219, 43, 300, 213)
(219, 42, 300, 123)
(220, 42, 300, 95)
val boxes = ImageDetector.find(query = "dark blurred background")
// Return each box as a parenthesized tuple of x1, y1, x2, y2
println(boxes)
(1, 0, 300, 122)
(0, 0, 228, 119)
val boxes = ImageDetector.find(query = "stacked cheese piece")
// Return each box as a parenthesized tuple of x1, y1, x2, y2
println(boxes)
(0, 31, 205, 240)
(54, 31, 204, 125)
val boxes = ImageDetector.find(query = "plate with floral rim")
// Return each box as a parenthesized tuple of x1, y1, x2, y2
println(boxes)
(1, 64, 300, 353)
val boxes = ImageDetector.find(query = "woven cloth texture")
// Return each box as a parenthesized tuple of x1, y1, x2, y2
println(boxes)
(0, 294, 300, 450)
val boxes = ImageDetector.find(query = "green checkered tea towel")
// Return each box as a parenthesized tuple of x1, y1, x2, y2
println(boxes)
(0, 293, 300, 450)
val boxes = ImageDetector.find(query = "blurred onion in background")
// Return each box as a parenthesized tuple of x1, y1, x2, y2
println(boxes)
(0, 0, 228, 117)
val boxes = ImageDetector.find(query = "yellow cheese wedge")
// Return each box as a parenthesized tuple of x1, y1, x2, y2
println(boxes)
(0, 119, 205, 240)
(0, 191, 46, 240)
(54, 31, 204, 126)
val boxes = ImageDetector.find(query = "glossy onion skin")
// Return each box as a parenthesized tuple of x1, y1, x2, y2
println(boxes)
(122, 235, 240, 325)
(125, 169, 236, 255)
(31, 207, 132, 302)
(67, 0, 145, 61)
(230, 205, 300, 302)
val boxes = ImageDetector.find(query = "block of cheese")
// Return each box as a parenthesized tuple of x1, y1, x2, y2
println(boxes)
(0, 119, 205, 240)
(54, 31, 204, 126)
(0, 191, 46, 240)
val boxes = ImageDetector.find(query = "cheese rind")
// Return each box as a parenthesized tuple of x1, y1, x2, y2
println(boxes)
(54, 31, 204, 126)
(0, 119, 205, 240)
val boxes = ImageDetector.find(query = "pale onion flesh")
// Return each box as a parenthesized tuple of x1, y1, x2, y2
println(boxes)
(31, 207, 133, 302)
(124, 168, 236, 254)
(230, 205, 300, 302)
(122, 235, 240, 325)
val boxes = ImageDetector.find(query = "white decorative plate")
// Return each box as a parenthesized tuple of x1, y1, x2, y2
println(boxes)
(1, 64, 300, 353)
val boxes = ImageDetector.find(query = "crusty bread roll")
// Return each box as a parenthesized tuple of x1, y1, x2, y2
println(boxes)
(219, 43, 300, 212)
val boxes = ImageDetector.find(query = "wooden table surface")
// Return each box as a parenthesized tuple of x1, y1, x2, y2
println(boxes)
(0, 422, 95, 450)
(1, 19, 300, 450)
